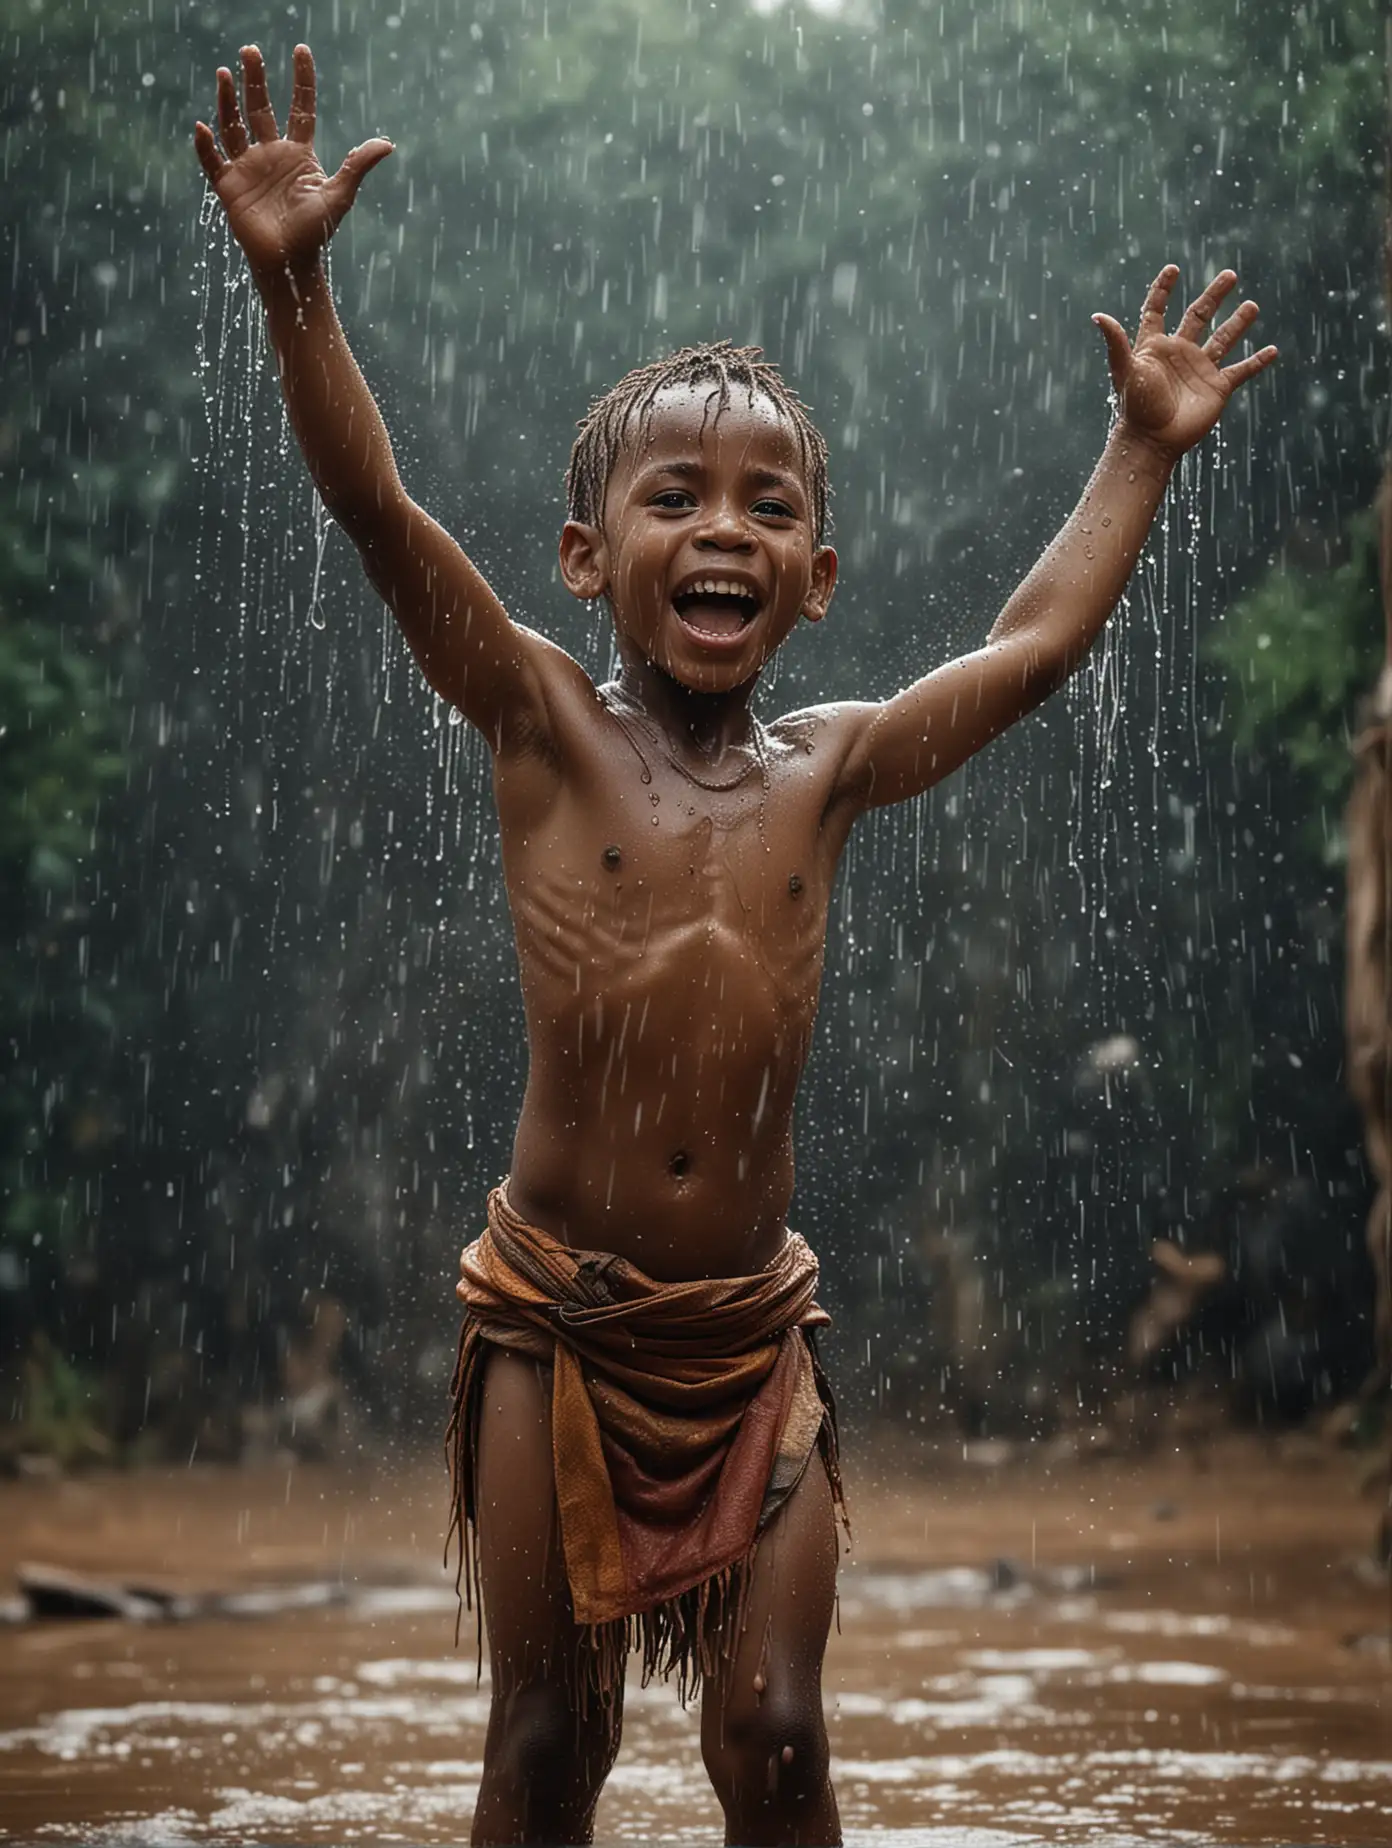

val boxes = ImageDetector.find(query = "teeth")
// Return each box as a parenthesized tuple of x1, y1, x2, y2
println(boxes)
(683, 579, 755, 599)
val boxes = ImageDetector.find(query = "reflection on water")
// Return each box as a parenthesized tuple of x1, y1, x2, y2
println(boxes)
(0, 1451, 1387, 1844)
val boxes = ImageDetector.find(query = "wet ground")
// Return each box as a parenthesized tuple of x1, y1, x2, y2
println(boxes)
(0, 1438, 1387, 1844)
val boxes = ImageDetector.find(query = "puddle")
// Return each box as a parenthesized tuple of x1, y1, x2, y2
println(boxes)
(0, 1451, 1386, 1843)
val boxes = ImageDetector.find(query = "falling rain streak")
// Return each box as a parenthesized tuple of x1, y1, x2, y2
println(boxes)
(3, 0, 1388, 1838)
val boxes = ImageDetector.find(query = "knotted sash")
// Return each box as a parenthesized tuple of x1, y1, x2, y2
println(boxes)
(446, 1185, 844, 1704)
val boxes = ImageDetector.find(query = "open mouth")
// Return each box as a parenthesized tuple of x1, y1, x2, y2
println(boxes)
(671, 578, 761, 641)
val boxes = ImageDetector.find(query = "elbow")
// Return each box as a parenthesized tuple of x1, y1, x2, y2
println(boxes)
(986, 630, 1076, 709)
(1017, 643, 1073, 712)
(322, 478, 408, 543)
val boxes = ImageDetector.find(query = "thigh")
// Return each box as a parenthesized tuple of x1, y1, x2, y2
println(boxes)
(471, 1346, 625, 1843)
(473, 1345, 578, 1688)
(700, 1452, 839, 1744)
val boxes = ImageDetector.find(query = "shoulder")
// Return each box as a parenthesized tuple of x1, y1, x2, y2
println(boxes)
(483, 633, 614, 841)
(491, 627, 599, 757)
(761, 694, 879, 835)
(768, 699, 880, 743)
(767, 698, 881, 780)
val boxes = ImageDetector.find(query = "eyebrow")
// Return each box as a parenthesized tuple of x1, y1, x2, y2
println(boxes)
(636, 459, 801, 492)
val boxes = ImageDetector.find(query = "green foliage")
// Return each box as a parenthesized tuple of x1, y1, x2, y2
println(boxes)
(0, 618, 125, 1249)
(0, 0, 1382, 1433)
(0, 621, 123, 875)
(0, 0, 141, 1259)
(1210, 509, 1384, 854)
(18, 1336, 111, 1465)
(346, 0, 1383, 620)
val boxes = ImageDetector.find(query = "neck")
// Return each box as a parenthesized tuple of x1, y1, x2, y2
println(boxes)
(611, 646, 760, 757)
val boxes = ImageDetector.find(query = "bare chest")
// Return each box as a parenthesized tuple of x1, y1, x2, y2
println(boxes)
(501, 757, 834, 1030)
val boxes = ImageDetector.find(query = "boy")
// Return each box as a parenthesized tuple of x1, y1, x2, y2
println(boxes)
(195, 44, 1275, 1848)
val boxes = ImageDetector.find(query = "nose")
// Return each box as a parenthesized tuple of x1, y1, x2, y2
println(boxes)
(694, 500, 755, 551)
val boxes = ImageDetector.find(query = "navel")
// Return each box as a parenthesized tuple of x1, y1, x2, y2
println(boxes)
(602, 844, 622, 870)
(668, 1150, 690, 1179)
(788, 873, 804, 897)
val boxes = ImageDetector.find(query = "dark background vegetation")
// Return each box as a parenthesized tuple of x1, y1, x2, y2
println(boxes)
(3, 0, 1386, 1461)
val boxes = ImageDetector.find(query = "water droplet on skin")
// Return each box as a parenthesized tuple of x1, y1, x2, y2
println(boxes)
(1084, 546, 1095, 559)
(649, 792, 660, 804)
(1127, 470, 1137, 482)
(651, 815, 660, 825)
(1101, 515, 1112, 526)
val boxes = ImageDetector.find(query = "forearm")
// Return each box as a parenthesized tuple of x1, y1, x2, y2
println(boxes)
(250, 251, 539, 729)
(254, 257, 404, 526)
(988, 423, 1174, 678)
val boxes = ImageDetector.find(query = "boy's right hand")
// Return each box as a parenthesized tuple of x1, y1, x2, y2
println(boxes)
(194, 44, 392, 278)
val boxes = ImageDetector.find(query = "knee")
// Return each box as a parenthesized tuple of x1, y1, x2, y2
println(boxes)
(703, 1687, 829, 1812)
(486, 1680, 621, 1795)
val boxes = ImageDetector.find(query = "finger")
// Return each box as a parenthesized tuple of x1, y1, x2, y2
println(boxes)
(1176, 269, 1237, 343)
(1136, 263, 1180, 341)
(324, 139, 395, 221)
(1204, 298, 1259, 362)
(286, 42, 316, 145)
(240, 44, 280, 141)
(1091, 313, 1132, 394)
(1216, 344, 1279, 392)
(193, 120, 229, 185)
(216, 66, 249, 158)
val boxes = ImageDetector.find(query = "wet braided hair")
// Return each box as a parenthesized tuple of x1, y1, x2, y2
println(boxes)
(565, 341, 831, 545)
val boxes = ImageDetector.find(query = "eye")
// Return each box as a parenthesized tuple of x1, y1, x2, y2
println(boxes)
(752, 497, 796, 519)
(649, 489, 695, 511)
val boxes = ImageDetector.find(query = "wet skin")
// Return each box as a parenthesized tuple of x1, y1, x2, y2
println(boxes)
(505, 389, 847, 1278)
(193, 42, 1276, 1285)
(197, 46, 1277, 1844)
(502, 676, 844, 1281)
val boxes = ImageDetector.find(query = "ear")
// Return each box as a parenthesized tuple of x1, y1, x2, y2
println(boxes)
(559, 520, 609, 601)
(801, 545, 837, 624)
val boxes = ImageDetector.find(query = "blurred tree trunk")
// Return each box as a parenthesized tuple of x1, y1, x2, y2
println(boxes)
(1345, 483, 1392, 1404)
(1345, 53, 1392, 1418)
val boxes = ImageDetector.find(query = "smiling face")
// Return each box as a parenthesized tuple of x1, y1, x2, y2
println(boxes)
(559, 382, 837, 695)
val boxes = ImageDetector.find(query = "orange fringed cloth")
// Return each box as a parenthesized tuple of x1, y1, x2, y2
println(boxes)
(446, 1184, 846, 1706)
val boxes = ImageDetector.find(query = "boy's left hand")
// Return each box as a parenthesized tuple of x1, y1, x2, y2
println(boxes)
(1093, 265, 1277, 462)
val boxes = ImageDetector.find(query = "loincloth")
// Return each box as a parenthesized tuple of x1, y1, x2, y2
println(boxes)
(446, 1183, 846, 1707)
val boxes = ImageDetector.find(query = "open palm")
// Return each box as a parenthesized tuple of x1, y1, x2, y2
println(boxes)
(1094, 267, 1277, 460)
(194, 44, 391, 276)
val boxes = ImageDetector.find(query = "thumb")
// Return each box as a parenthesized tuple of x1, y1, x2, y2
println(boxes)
(1091, 313, 1130, 395)
(326, 138, 394, 218)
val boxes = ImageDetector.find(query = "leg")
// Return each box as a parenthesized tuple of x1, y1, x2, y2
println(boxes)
(700, 1455, 841, 1846)
(470, 1347, 623, 1847)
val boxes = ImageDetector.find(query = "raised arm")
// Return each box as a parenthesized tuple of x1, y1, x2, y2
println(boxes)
(831, 267, 1277, 811)
(194, 45, 555, 744)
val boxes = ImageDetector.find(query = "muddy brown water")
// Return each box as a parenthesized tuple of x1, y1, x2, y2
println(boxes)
(0, 1442, 1387, 1844)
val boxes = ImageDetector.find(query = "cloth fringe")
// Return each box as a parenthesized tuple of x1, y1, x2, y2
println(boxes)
(445, 1315, 846, 1713)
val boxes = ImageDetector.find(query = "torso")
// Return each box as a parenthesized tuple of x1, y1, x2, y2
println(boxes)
(493, 658, 859, 1280)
